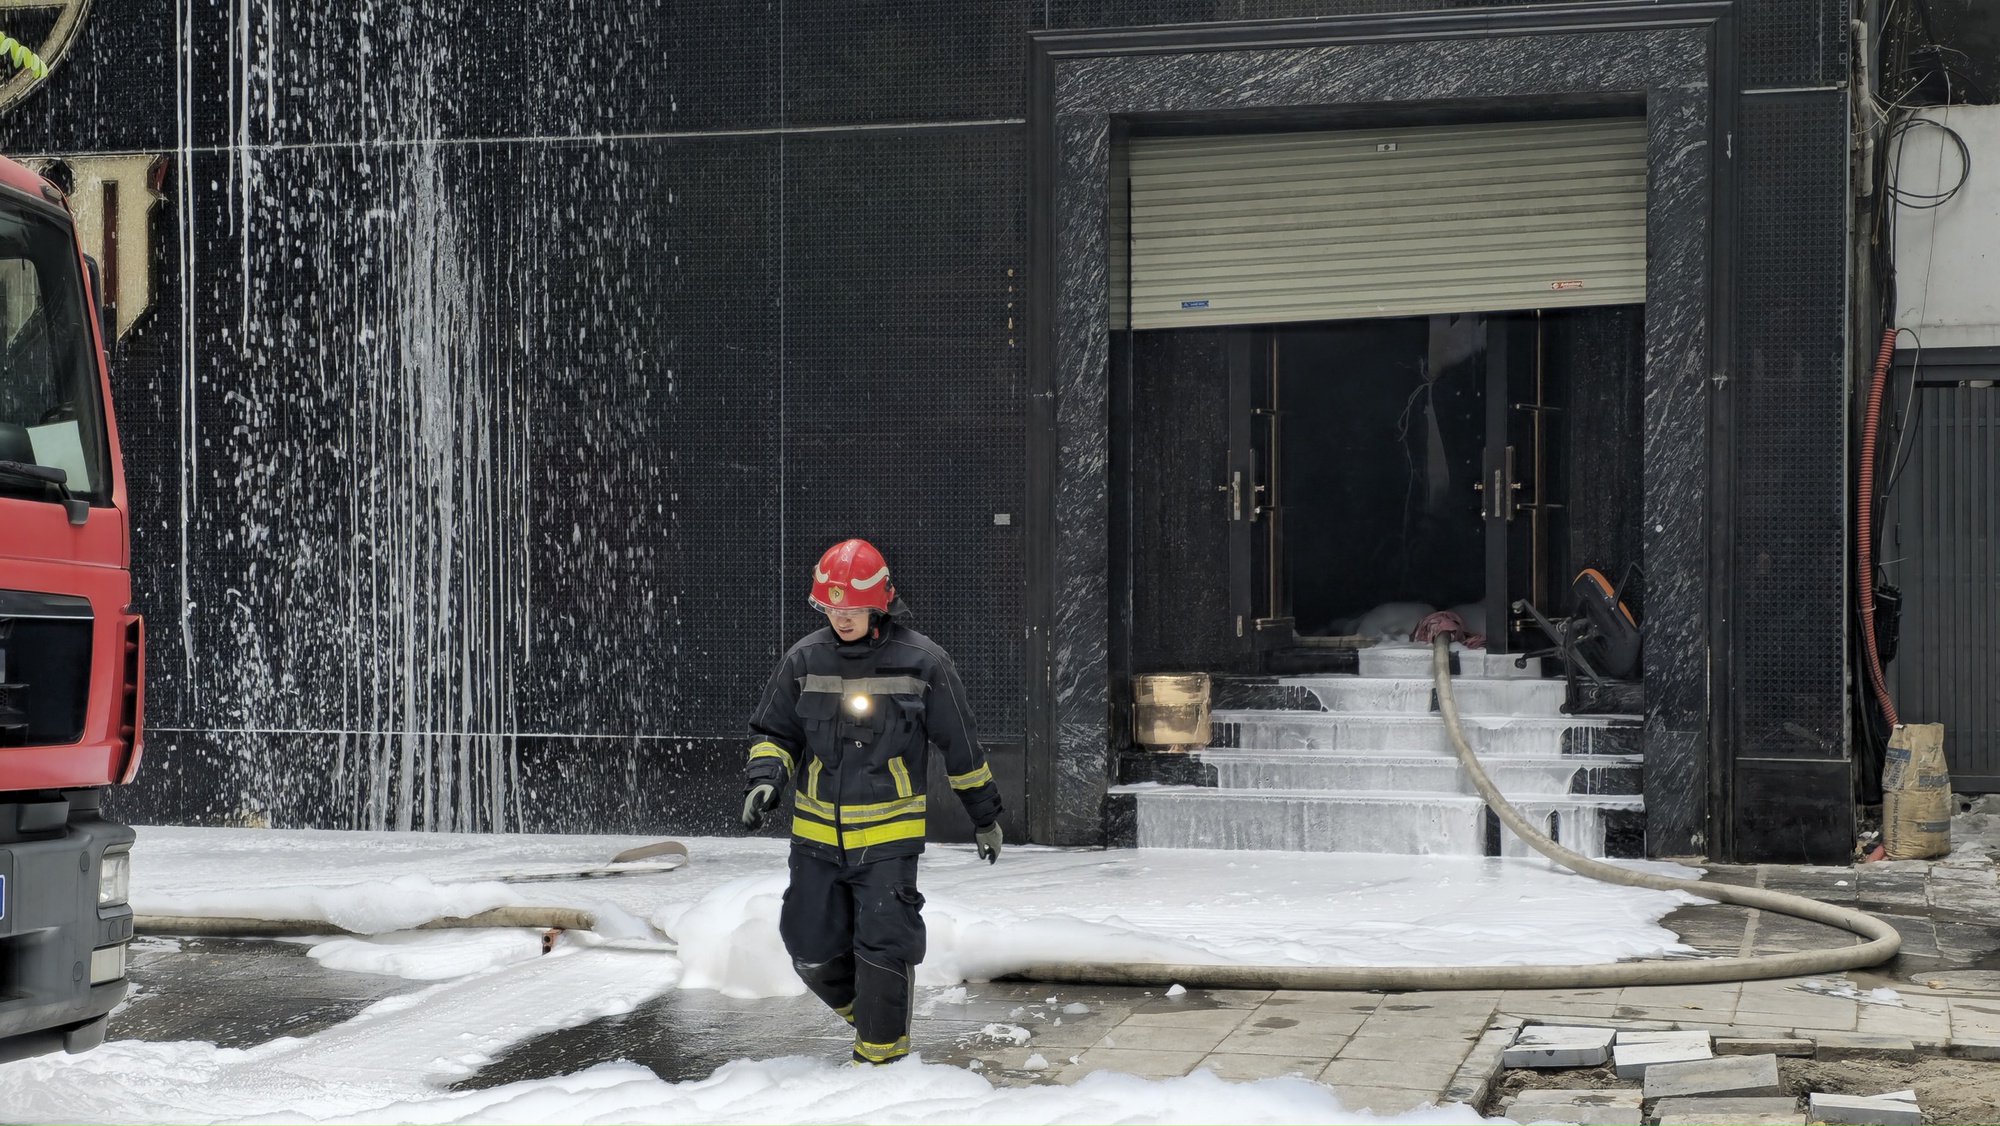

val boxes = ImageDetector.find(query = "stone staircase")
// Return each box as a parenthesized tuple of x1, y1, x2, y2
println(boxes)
(1109, 644, 1645, 858)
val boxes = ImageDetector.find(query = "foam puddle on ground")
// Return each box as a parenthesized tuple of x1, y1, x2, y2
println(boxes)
(0, 828, 1707, 1121)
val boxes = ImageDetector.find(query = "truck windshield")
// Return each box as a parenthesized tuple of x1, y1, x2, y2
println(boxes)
(0, 198, 108, 506)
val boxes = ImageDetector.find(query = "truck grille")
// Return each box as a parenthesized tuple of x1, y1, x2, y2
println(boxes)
(0, 589, 93, 746)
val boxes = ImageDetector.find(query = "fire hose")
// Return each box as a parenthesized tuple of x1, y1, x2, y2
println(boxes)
(140, 638, 1899, 988)
(1010, 635, 1900, 990)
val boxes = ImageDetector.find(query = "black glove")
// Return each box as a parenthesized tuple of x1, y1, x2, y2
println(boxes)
(741, 783, 778, 830)
(974, 822, 1003, 864)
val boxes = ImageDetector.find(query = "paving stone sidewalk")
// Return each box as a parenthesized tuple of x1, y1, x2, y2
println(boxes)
(453, 859, 2000, 1115)
(119, 857, 2000, 1118)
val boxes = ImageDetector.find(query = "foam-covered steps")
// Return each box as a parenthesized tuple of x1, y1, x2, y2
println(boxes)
(1114, 644, 1645, 858)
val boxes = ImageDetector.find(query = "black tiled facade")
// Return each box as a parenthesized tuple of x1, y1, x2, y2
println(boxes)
(4, 1, 1854, 860)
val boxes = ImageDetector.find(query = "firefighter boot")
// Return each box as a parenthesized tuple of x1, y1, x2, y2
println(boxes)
(850, 952, 915, 1064)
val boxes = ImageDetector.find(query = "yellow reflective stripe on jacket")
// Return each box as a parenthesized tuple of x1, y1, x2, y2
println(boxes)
(797, 675, 928, 697)
(949, 762, 994, 790)
(807, 759, 823, 800)
(791, 816, 839, 847)
(839, 817, 927, 849)
(841, 794, 925, 825)
(792, 808, 924, 850)
(748, 741, 794, 773)
(887, 757, 912, 798)
(795, 790, 836, 820)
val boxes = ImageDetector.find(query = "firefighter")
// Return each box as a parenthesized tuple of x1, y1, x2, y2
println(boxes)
(740, 538, 1005, 1066)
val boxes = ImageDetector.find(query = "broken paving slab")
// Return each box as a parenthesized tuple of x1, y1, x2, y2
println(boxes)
(1811, 1031, 1917, 1062)
(1504, 1088, 1642, 1126)
(1715, 1036, 1814, 1056)
(1503, 1025, 1616, 1068)
(1652, 1096, 1803, 1125)
(1642, 1053, 1783, 1100)
(1808, 1090, 1922, 1126)
(1611, 1032, 1712, 1079)
(1613, 1028, 1712, 1046)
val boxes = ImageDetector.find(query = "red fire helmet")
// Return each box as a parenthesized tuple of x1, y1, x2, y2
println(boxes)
(811, 539, 896, 614)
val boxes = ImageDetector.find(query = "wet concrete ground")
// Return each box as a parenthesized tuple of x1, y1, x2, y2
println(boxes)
(113, 860, 2000, 1116)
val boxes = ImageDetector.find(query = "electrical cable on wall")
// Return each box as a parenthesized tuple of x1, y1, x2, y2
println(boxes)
(1850, 0, 1981, 755)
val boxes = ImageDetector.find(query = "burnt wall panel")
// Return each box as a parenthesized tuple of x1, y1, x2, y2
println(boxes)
(779, 126, 1027, 735)
(1729, 89, 1851, 858)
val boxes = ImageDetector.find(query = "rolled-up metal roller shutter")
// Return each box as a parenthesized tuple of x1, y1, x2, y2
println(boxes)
(1119, 118, 1648, 330)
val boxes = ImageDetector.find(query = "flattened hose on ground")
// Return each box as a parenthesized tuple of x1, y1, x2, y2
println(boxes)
(134, 905, 599, 937)
(1010, 636, 1900, 991)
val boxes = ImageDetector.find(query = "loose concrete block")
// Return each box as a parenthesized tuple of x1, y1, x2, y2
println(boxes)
(1653, 1096, 1803, 1125)
(1642, 1053, 1783, 1100)
(1611, 1033, 1712, 1079)
(1446, 1022, 1522, 1106)
(1947, 1036, 2000, 1060)
(1812, 1031, 1917, 1062)
(1716, 1036, 1814, 1057)
(1613, 1028, 1712, 1046)
(1503, 1025, 1616, 1068)
(1504, 1088, 1642, 1126)
(1809, 1090, 1922, 1126)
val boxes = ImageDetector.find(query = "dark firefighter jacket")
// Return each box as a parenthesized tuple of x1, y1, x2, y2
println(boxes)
(744, 622, 1003, 864)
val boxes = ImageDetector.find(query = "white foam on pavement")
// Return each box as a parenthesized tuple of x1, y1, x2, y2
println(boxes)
(5, 1048, 1505, 1125)
(307, 929, 546, 981)
(21, 826, 1708, 1122)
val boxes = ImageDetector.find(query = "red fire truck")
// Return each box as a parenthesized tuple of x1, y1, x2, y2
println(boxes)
(0, 153, 140, 1062)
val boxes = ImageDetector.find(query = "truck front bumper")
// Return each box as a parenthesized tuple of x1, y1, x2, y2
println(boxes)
(0, 796, 135, 1063)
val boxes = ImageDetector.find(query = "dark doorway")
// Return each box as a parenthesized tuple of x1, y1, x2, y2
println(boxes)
(1114, 305, 1645, 678)
(1280, 315, 1486, 640)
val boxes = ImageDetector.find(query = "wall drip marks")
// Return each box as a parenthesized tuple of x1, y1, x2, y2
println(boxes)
(203, 3, 533, 832)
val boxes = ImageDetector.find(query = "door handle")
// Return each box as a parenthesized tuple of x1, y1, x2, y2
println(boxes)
(1218, 471, 1242, 521)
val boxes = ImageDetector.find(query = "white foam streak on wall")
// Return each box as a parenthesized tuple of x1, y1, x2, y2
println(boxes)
(204, 2, 533, 832)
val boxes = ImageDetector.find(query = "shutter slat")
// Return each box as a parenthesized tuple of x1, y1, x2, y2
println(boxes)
(1119, 118, 1649, 328)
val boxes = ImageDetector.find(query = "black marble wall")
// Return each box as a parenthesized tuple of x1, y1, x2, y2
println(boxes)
(6, 0, 1030, 834)
(3, 0, 1856, 860)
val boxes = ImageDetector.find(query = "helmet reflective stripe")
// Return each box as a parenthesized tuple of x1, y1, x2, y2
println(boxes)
(810, 538, 896, 614)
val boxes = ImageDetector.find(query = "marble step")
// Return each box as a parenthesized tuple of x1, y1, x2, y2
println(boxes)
(1123, 786, 1643, 858)
(1358, 645, 1545, 679)
(1279, 675, 1568, 716)
(1200, 751, 1643, 796)
(1211, 710, 1641, 757)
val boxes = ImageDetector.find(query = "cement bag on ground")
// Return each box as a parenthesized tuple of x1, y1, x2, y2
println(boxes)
(1883, 722, 1950, 860)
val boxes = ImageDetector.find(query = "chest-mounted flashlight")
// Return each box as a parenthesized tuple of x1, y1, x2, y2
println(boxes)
(846, 694, 872, 716)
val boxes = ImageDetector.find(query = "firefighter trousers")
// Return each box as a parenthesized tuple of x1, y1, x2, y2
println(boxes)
(778, 849, 925, 1065)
